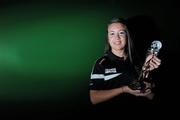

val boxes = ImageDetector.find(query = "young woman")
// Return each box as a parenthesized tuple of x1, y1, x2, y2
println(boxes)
(89, 18, 161, 105)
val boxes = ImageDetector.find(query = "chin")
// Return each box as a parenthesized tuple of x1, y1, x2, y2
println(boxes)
(115, 47, 123, 50)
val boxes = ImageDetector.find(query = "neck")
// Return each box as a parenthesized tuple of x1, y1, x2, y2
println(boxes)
(111, 49, 126, 59)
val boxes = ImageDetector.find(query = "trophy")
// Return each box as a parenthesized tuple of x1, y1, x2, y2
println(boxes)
(129, 40, 162, 92)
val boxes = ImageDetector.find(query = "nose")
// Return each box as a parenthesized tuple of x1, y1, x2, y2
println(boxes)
(115, 34, 121, 40)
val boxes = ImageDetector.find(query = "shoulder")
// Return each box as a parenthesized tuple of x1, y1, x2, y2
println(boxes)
(94, 55, 109, 67)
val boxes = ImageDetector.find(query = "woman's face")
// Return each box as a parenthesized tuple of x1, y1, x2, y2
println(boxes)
(108, 23, 127, 52)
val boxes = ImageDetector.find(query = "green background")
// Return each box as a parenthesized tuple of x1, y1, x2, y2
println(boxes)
(0, 1, 115, 112)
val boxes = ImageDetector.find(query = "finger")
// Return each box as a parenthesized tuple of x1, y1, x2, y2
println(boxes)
(151, 59, 160, 66)
(145, 88, 151, 93)
(132, 90, 141, 93)
(150, 61, 158, 69)
(153, 56, 161, 63)
(145, 55, 161, 69)
(152, 58, 161, 66)
(134, 88, 151, 96)
(136, 92, 150, 96)
(145, 54, 153, 63)
(146, 63, 155, 71)
(148, 60, 159, 70)
(137, 90, 151, 96)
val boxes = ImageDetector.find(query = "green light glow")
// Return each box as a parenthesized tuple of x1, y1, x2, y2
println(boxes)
(0, 3, 115, 101)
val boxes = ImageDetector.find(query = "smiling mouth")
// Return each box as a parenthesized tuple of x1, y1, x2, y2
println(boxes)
(114, 41, 121, 45)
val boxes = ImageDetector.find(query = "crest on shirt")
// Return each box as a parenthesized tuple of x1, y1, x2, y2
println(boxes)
(105, 68, 117, 74)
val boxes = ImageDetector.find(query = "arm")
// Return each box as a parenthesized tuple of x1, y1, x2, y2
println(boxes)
(90, 86, 152, 104)
(138, 54, 161, 99)
(90, 87, 124, 105)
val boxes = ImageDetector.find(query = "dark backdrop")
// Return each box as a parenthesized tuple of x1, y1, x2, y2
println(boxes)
(0, 0, 179, 118)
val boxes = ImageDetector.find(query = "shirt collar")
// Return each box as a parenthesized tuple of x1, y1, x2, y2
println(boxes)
(106, 51, 127, 62)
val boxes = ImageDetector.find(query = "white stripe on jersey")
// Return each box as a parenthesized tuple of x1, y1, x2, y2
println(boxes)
(91, 73, 122, 81)
(91, 74, 104, 79)
(104, 73, 122, 81)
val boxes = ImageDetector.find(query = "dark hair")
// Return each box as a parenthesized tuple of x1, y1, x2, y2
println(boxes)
(105, 17, 136, 65)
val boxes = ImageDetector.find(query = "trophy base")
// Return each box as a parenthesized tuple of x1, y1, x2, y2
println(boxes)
(128, 80, 146, 91)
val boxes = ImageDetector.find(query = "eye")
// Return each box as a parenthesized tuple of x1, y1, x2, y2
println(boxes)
(119, 31, 126, 35)
(119, 30, 126, 37)
(109, 32, 115, 36)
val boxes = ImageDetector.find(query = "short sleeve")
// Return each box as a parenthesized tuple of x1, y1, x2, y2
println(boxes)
(89, 59, 105, 90)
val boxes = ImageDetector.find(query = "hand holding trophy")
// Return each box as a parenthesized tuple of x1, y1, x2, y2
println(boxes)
(129, 40, 162, 92)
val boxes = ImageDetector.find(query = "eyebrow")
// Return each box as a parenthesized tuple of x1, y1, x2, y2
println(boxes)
(109, 30, 126, 32)
(119, 30, 126, 33)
